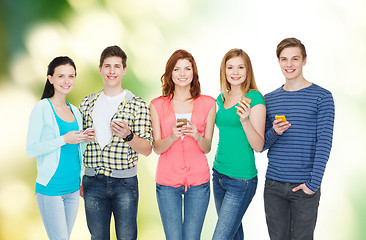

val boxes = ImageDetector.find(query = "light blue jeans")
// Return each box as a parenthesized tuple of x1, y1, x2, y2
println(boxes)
(212, 169, 257, 240)
(156, 181, 210, 240)
(35, 190, 80, 240)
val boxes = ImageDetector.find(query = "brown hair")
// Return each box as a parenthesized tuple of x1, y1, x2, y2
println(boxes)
(99, 45, 127, 68)
(276, 38, 307, 59)
(220, 48, 258, 100)
(161, 49, 200, 99)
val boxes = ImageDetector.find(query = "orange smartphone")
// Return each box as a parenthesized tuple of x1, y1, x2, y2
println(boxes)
(275, 115, 287, 122)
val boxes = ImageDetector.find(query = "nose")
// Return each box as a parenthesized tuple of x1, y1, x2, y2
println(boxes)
(179, 69, 185, 77)
(233, 67, 239, 74)
(110, 66, 115, 74)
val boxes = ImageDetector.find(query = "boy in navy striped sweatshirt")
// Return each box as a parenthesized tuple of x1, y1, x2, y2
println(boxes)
(262, 38, 335, 240)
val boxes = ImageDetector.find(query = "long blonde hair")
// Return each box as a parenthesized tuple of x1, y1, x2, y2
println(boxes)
(220, 48, 258, 100)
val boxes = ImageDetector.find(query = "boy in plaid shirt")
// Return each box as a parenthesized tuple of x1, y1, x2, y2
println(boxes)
(79, 45, 152, 240)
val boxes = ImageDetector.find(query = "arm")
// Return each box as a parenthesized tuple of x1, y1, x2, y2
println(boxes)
(111, 101, 152, 157)
(150, 103, 182, 155)
(184, 104, 216, 154)
(304, 92, 335, 192)
(26, 103, 65, 157)
(261, 114, 290, 152)
(236, 101, 266, 152)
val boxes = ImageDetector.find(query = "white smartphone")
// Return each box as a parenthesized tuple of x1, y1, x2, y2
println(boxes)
(82, 128, 94, 134)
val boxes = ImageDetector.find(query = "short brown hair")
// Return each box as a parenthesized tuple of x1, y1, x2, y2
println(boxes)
(99, 45, 127, 68)
(161, 49, 201, 100)
(220, 48, 258, 100)
(276, 38, 307, 59)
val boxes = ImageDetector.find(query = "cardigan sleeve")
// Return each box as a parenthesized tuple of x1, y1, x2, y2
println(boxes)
(26, 101, 65, 158)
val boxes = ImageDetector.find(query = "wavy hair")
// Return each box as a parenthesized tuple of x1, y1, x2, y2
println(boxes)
(161, 49, 200, 100)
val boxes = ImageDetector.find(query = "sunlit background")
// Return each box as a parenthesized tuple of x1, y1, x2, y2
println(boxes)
(1, 0, 365, 239)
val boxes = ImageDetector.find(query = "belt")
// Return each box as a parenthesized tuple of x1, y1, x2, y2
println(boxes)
(84, 166, 137, 178)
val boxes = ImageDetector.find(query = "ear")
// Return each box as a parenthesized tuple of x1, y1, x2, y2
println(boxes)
(47, 75, 53, 84)
(123, 66, 127, 75)
(99, 65, 102, 73)
(303, 57, 307, 66)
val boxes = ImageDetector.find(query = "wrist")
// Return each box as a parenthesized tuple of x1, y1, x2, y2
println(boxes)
(123, 131, 134, 142)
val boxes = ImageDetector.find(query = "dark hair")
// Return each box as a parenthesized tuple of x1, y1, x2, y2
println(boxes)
(276, 37, 307, 59)
(99, 45, 127, 68)
(161, 49, 200, 100)
(41, 56, 76, 99)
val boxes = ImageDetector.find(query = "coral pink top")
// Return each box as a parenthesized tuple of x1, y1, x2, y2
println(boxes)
(151, 95, 216, 189)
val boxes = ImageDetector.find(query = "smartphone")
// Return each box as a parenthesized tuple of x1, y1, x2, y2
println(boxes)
(83, 128, 94, 134)
(275, 115, 287, 122)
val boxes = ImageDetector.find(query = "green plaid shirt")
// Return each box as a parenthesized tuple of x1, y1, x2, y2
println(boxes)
(79, 90, 152, 176)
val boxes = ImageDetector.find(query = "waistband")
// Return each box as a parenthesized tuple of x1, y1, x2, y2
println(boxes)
(84, 166, 137, 178)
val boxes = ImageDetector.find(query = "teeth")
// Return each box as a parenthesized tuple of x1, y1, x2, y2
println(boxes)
(286, 69, 295, 73)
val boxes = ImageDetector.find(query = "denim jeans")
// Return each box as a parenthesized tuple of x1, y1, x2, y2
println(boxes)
(83, 175, 139, 240)
(212, 169, 257, 240)
(264, 179, 321, 240)
(156, 181, 210, 240)
(35, 190, 79, 240)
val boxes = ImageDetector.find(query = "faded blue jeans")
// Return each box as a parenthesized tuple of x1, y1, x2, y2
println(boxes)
(83, 175, 138, 240)
(35, 190, 79, 240)
(156, 181, 210, 240)
(212, 168, 257, 240)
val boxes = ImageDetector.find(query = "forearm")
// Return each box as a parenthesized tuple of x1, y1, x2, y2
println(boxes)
(26, 136, 65, 157)
(241, 121, 264, 152)
(262, 128, 279, 152)
(128, 136, 152, 156)
(196, 135, 212, 154)
(152, 135, 177, 155)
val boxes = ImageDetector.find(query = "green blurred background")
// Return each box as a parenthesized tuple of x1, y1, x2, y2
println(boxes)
(1, 0, 365, 239)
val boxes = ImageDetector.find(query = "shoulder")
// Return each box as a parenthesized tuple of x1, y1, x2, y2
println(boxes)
(32, 99, 50, 111)
(197, 94, 216, 105)
(246, 90, 265, 106)
(80, 90, 102, 106)
(264, 86, 282, 99)
(151, 96, 169, 106)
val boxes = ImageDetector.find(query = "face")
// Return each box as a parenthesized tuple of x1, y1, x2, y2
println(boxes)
(48, 64, 76, 96)
(225, 56, 246, 87)
(278, 47, 307, 81)
(171, 59, 193, 88)
(99, 56, 126, 89)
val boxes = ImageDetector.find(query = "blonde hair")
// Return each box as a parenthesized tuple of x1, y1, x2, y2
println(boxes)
(220, 48, 258, 100)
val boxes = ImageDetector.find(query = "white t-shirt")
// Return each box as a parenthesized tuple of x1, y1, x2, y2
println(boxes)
(93, 91, 126, 149)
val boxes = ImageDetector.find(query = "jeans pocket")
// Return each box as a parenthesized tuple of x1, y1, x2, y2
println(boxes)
(299, 189, 316, 198)
(82, 175, 94, 190)
(120, 176, 138, 191)
(265, 179, 275, 188)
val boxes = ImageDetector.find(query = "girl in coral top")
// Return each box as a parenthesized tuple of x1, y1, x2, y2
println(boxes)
(150, 49, 216, 240)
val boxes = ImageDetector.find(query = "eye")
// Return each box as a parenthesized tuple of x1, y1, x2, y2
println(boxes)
(185, 67, 191, 71)
(227, 66, 232, 70)
(173, 68, 179, 71)
(239, 66, 244, 69)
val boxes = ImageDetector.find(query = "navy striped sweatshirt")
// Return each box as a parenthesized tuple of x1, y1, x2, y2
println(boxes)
(263, 83, 334, 192)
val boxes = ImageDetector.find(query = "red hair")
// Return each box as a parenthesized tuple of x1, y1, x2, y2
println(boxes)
(161, 49, 201, 99)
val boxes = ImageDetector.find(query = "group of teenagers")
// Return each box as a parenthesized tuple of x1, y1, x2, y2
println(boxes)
(26, 37, 335, 240)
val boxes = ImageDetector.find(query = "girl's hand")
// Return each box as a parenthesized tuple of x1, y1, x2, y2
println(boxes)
(183, 120, 202, 142)
(63, 130, 87, 144)
(170, 122, 183, 141)
(84, 130, 95, 143)
(272, 119, 291, 135)
(236, 101, 251, 123)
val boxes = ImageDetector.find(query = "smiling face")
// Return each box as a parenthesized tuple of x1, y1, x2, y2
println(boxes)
(99, 56, 126, 89)
(279, 47, 307, 81)
(225, 56, 247, 87)
(171, 59, 193, 88)
(47, 64, 76, 96)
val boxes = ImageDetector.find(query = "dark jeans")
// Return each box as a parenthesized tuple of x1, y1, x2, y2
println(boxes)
(83, 175, 139, 240)
(212, 169, 258, 240)
(264, 179, 321, 240)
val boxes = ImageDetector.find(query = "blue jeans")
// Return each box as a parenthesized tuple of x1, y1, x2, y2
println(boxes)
(156, 181, 210, 240)
(264, 179, 321, 240)
(83, 175, 139, 240)
(35, 190, 79, 240)
(212, 169, 257, 240)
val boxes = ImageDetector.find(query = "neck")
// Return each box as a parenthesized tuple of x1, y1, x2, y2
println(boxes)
(228, 85, 243, 97)
(283, 77, 311, 91)
(103, 87, 124, 97)
(173, 86, 192, 101)
(49, 93, 67, 106)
